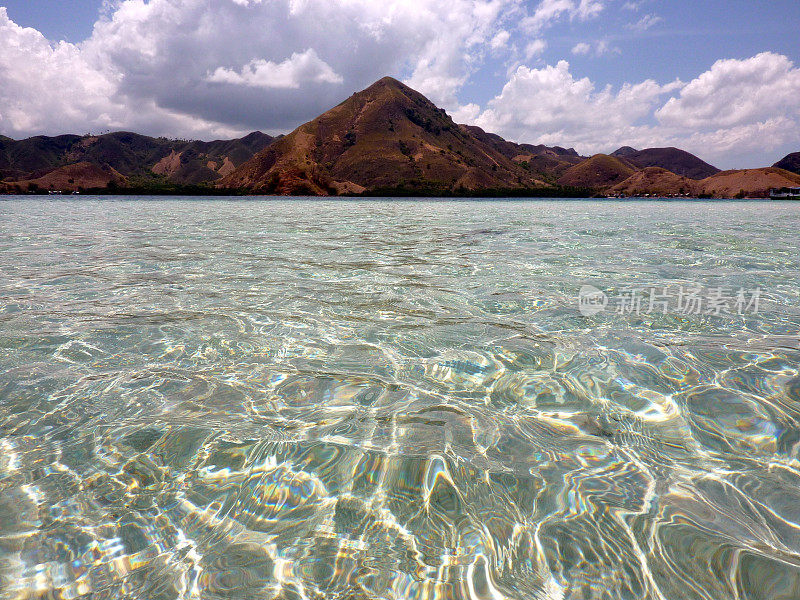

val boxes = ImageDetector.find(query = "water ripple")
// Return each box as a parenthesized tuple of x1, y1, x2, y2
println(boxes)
(1, 198, 800, 599)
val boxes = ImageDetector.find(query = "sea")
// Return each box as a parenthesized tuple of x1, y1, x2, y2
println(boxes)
(1, 197, 799, 600)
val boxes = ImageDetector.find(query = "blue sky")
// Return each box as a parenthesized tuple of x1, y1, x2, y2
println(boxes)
(2, 0, 105, 42)
(1, 0, 799, 168)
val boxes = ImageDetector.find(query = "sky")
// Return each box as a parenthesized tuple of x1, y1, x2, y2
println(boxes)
(1, 0, 799, 169)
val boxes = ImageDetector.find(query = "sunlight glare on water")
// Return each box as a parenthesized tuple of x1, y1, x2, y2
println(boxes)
(1, 198, 800, 600)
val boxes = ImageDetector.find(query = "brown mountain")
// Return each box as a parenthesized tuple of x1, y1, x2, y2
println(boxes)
(0, 131, 274, 189)
(2, 162, 126, 193)
(774, 152, 800, 176)
(698, 167, 800, 198)
(459, 125, 583, 183)
(2, 77, 790, 198)
(611, 167, 700, 197)
(610, 146, 719, 179)
(221, 77, 549, 195)
(557, 154, 637, 189)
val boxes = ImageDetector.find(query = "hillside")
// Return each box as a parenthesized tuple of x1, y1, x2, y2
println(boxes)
(610, 147, 719, 179)
(2, 162, 126, 193)
(2, 76, 793, 197)
(611, 167, 700, 197)
(557, 154, 637, 189)
(460, 125, 583, 183)
(774, 152, 800, 176)
(698, 167, 800, 198)
(0, 131, 274, 189)
(221, 77, 547, 195)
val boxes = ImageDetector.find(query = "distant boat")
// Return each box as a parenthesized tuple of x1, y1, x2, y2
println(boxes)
(770, 187, 800, 199)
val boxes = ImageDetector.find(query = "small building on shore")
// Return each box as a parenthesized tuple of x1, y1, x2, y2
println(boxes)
(769, 187, 800, 199)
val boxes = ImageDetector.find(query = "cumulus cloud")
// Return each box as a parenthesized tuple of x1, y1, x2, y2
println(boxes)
(0, 10, 114, 135)
(206, 49, 343, 89)
(474, 60, 678, 150)
(656, 52, 800, 130)
(0, 0, 516, 137)
(470, 52, 800, 166)
(0, 8, 239, 139)
(651, 52, 800, 163)
(0, 2, 798, 168)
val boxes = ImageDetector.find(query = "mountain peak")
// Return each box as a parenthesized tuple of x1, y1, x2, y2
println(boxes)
(774, 151, 800, 175)
(611, 146, 638, 157)
(350, 76, 436, 112)
(363, 76, 411, 93)
(222, 77, 546, 194)
(611, 147, 719, 179)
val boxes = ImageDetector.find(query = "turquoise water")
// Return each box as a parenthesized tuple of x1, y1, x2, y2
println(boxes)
(1, 197, 799, 600)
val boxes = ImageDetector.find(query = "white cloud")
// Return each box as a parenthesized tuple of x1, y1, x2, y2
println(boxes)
(474, 60, 677, 152)
(572, 42, 592, 55)
(575, 0, 605, 20)
(571, 40, 617, 57)
(521, 0, 606, 32)
(490, 30, 511, 50)
(0, 2, 798, 169)
(656, 52, 800, 130)
(206, 49, 343, 89)
(525, 39, 548, 59)
(626, 13, 662, 31)
(0, 0, 516, 137)
(470, 52, 800, 167)
(0, 8, 240, 139)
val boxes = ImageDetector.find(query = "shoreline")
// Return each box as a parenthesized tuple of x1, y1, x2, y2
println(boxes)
(1, 193, 793, 202)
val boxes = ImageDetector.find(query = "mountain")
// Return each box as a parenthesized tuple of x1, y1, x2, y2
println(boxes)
(611, 167, 700, 197)
(611, 146, 638, 158)
(774, 152, 800, 176)
(698, 167, 800, 198)
(0, 134, 82, 180)
(610, 147, 719, 180)
(0, 131, 275, 190)
(2, 76, 792, 198)
(459, 125, 582, 183)
(610, 166, 800, 199)
(4, 162, 126, 193)
(557, 154, 637, 189)
(222, 77, 551, 195)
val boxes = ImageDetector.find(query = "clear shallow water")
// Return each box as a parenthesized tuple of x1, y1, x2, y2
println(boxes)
(1, 197, 800, 600)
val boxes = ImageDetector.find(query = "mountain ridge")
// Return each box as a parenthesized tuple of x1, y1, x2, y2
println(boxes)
(610, 146, 720, 180)
(774, 152, 800, 176)
(1, 77, 792, 198)
(221, 76, 550, 195)
(0, 130, 275, 191)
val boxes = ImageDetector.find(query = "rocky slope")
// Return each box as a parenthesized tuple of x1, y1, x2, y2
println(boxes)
(557, 154, 637, 189)
(460, 125, 583, 183)
(774, 152, 800, 176)
(2, 76, 793, 198)
(611, 167, 700, 197)
(698, 168, 800, 198)
(0, 131, 274, 189)
(222, 77, 549, 195)
(2, 162, 126, 193)
(611, 147, 719, 179)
